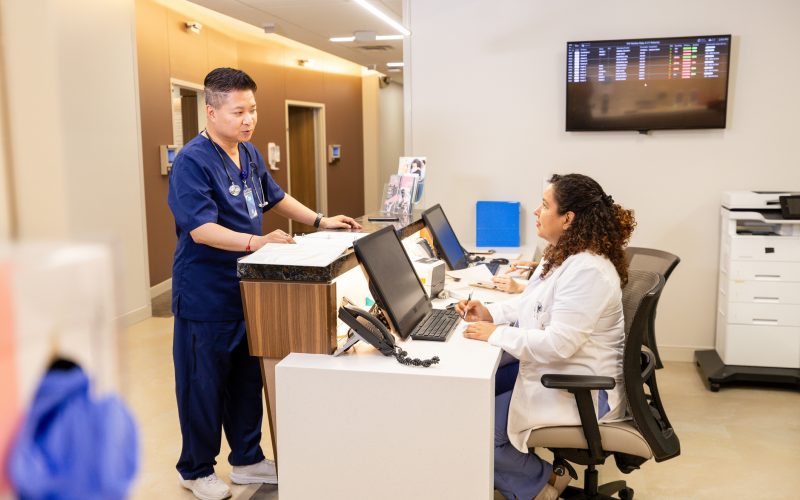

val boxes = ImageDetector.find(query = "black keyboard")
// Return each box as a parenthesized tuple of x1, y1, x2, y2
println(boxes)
(410, 308, 461, 341)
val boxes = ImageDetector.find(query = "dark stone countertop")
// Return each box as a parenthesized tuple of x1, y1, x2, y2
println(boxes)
(237, 211, 425, 283)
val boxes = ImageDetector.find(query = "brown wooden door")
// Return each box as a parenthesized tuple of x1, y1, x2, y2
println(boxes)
(180, 88, 199, 143)
(288, 106, 318, 234)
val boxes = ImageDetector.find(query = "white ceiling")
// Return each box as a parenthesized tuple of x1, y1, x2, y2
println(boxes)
(189, 0, 405, 80)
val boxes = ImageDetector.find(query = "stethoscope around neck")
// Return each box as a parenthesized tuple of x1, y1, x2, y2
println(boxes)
(203, 130, 268, 208)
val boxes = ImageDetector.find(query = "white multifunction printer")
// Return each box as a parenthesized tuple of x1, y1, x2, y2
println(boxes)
(696, 191, 800, 391)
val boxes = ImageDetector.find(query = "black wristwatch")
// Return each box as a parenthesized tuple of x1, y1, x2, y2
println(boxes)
(313, 212, 324, 228)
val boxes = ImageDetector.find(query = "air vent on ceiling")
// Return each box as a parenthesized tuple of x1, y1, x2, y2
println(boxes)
(358, 45, 393, 51)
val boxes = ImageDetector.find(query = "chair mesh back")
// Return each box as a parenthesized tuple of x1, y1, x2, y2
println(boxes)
(621, 270, 681, 462)
(625, 247, 680, 366)
(626, 247, 680, 281)
(621, 270, 659, 336)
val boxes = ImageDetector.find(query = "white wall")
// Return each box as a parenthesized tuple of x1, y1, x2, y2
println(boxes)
(406, 0, 800, 360)
(1, 0, 150, 325)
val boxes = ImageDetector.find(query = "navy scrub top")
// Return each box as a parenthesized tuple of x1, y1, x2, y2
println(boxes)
(168, 134, 285, 321)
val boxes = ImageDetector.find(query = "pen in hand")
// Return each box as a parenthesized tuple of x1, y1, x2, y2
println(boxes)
(462, 291, 473, 320)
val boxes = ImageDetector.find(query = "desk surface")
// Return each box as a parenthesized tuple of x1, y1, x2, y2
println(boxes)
(237, 211, 425, 282)
(279, 321, 501, 379)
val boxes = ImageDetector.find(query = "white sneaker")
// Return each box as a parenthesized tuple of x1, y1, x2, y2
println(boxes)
(230, 458, 278, 485)
(178, 472, 232, 500)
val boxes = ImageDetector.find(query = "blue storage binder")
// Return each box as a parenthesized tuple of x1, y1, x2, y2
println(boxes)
(476, 201, 520, 247)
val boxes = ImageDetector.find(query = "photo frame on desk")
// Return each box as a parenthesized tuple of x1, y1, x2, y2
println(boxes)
(398, 156, 426, 205)
(396, 174, 417, 215)
(381, 174, 401, 214)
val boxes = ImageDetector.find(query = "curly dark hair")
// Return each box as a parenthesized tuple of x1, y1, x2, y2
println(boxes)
(540, 174, 636, 286)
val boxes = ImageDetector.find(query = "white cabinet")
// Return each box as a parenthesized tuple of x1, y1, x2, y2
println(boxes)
(716, 207, 800, 369)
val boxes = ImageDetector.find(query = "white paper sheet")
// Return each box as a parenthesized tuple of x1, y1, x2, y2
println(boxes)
(445, 264, 494, 283)
(239, 239, 350, 267)
(295, 231, 366, 247)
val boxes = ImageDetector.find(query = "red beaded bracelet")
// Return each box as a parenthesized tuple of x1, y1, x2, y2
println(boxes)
(245, 234, 254, 252)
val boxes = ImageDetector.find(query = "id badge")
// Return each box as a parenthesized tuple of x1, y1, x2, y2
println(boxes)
(243, 187, 258, 219)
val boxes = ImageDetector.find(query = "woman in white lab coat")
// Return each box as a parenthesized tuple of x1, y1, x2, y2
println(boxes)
(456, 173, 636, 500)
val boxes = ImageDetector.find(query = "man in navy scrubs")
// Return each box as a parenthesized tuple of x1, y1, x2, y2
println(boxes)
(168, 67, 360, 500)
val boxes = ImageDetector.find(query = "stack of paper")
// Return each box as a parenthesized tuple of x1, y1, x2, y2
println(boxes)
(296, 231, 367, 246)
(239, 232, 366, 267)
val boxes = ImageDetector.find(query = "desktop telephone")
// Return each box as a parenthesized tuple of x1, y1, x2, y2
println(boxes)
(337, 305, 441, 368)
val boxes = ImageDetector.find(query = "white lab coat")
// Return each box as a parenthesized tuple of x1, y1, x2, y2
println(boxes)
(486, 251, 628, 453)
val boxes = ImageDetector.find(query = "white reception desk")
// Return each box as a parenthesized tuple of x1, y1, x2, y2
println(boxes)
(275, 321, 502, 500)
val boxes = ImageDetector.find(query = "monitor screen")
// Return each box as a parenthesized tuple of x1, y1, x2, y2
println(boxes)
(422, 204, 469, 270)
(353, 226, 431, 338)
(566, 35, 731, 132)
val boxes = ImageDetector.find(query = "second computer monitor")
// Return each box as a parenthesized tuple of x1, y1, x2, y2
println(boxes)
(352, 226, 432, 339)
(422, 204, 469, 270)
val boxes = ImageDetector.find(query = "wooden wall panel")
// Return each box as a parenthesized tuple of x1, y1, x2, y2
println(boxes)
(240, 280, 337, 358)
(166, 10, 208, 83)
(136, 0, 175, 286)
(285, 66, 324, 104)
(207, 29, 238, 72)
(238, 43, 290, 234)
(324, 72, 365, 217)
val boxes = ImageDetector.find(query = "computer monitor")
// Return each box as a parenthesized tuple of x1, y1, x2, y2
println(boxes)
(353, 226, 432, 339)
(422, 204, 469, 270)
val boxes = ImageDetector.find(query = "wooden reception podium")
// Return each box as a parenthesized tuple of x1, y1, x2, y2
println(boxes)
(237, 213, 425, 459)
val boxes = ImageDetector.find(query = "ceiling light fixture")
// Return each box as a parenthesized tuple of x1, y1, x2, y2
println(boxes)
(354, 31, 377, 42)
(386, 62, 404, 68)
(329, 33, 405, 43)
(352, 0, 411, 36)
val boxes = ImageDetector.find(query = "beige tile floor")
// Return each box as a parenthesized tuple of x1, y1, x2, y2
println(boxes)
(122, 316, 800, 499)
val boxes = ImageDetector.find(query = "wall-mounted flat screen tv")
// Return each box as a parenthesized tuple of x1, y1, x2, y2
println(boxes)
(566, 35, 731, 132)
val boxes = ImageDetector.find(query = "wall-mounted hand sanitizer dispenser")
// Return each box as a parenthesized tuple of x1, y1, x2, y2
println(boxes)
(267, 142, 281, 170)
(328, 144, 341, 164)
(160, 145, 180, 175)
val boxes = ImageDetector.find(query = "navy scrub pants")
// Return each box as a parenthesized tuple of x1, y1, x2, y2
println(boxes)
(173, 317, 266, 480)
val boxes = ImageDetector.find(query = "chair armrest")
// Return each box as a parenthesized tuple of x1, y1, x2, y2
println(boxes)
(540, 373, 615, 461)
(541, 374, 616, 391)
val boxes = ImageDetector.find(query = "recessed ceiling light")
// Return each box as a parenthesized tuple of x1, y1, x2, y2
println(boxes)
(330, 33, 405, 43)
(386, 62, 404, 68)
(352, 0, 411, 37)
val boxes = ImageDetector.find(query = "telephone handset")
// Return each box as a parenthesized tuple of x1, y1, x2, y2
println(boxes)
(415, 238, 435, 258)
(338, 305, 396, 355)
(336, 305, 441, 368)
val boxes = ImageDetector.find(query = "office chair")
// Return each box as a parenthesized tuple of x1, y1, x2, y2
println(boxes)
(526, 270, 680, 499)
(624, 247, 681, 369)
